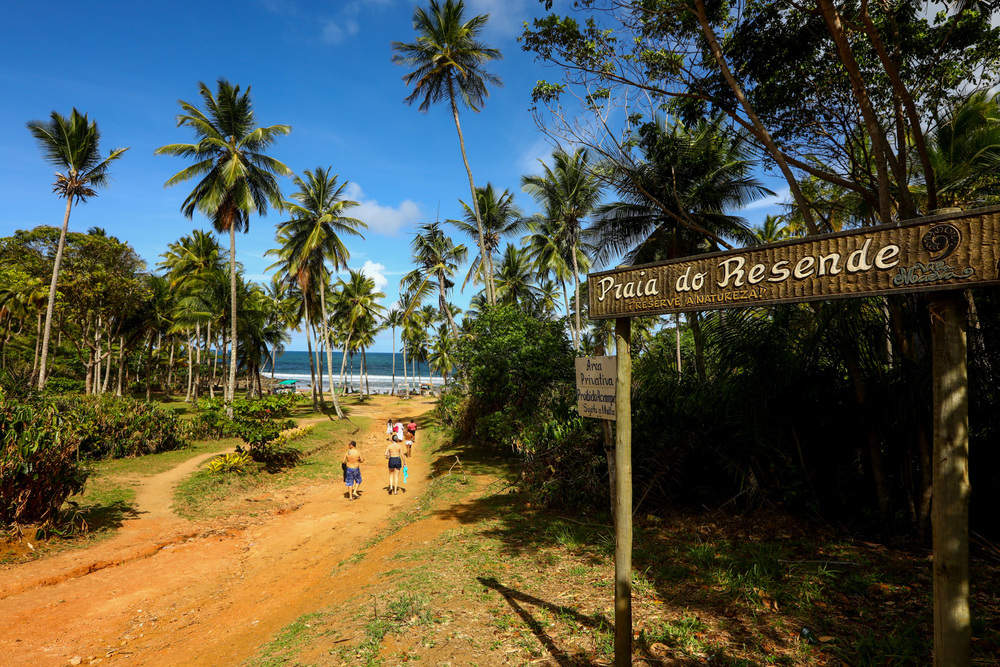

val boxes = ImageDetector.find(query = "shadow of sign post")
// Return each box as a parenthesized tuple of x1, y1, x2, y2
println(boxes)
(582, 207, 1000, 667)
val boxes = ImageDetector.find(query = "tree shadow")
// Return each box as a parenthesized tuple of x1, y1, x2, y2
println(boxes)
(68, 499, 141, 535)
(478, 576, 608, 666)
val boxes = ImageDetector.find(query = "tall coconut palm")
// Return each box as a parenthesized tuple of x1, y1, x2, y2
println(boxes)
(401, 222, 466, 338)
(754, 214, 790, 243)
(493, 244, 540, 309)
(449, 183, 522, 291)
(272, 167, 366, 417)
(522, 149, 603, 352)
(386, 307, 405, 395)
(330, 270, 385, 395)
(27, 109, 129, 389)
(156, 79, 291, 413)
(393, 0, 502, 305)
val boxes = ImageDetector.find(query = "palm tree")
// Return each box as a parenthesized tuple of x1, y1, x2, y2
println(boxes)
(330, 270, 385, 395)
(927, 88, 1000, 208)
(156, 79, 291, 413)
(272, 167, 366, 417)
(386, 307, 405, 395)
(493, 244, 540, 309)
(429, 324, 456, 385)
(522, 148, 603, 352)
(754, 214, 790, 243)
(401, 222, 466, 337)
(27, 109, 129, 389)
(393, 0, 502, 305)
(449, 183, 522, 291)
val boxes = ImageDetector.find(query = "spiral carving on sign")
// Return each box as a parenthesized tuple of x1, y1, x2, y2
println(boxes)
(921, 224, 961, 261)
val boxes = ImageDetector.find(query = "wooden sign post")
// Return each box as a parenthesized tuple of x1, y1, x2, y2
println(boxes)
(584, 207, 1000, 666)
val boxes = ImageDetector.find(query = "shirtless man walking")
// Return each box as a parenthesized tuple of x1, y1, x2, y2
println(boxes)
(384, 435, 407, 495)
(343, 441, 364, 500)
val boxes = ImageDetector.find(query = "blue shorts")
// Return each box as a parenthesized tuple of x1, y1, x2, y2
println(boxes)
(388, 457, 402, 470)
(344, 467, 362, 487)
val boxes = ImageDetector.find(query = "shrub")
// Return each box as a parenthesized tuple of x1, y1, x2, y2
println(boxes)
(56, 395, 188, 459)
(41, 377, 85, 394)
(0, 388, 88, 526)
(207, 451, 253, 475)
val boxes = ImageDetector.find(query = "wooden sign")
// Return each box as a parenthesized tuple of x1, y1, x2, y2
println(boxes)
(575, 356, 616, 420)
(588, 208, 1000, 319)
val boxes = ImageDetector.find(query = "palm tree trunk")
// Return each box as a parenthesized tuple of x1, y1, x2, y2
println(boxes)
(205, 321, 213, 398)
(319, 284, 343, 417)
(116, 335, 125, 396)
(363, 348, 370, 395)
(145, 334, 153, 402)
(448, 79, 495, 305)
(167, 338, 175, 396)
(571, 241, 582, 352)
(186, 335, 193, 402)
(560, 278, 575, 350)
(193, 321, 201, 400)
(37, 196, 73, 389)
(31, 311, 42, 382)
(227, 224, 238, 415)
(339, 332, 353, 394)
(270, 344, 276, 380)
(391, 327, 397, 395)
(675, 314, 683, 378)
(438, 273, 459, 338)
(211, 331, 219, 397)
(304, 298, 318, 410)
(315, 324, 326, 407)
(402, 342, 409, 396)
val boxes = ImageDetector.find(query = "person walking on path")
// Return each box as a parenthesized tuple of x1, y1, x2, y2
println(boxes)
(385, 419, 393, 440)
(405, 419, 417, 457)
(393, 419, 405, 443)
(385, 436, 406, 495)
(343, 441, 364, 500)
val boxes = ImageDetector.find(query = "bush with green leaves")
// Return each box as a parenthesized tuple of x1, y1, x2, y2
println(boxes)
(56, 395, 187, 459)
(450, 305, 602, 510)
(1, 388, 88, 526)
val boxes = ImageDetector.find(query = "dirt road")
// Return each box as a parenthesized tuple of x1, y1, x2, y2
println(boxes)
(0, 397, 461, 666)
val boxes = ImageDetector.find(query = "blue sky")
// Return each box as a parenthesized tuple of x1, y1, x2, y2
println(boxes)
(0, 0, 784, 351)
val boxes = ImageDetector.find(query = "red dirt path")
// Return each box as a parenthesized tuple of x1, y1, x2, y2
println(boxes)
(0, 397, 462, 666)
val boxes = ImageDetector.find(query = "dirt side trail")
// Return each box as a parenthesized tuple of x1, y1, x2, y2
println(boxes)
(0, 397, 460, 666)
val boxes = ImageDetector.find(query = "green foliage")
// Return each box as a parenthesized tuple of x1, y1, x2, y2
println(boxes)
(41, 377, 85, 394)
(452, 305, 602, 509)
(0, 388, 88, 525)
(207, 451, 253, 475)
(57, 395, 187, 459)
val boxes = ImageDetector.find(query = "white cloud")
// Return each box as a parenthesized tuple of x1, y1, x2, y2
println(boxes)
(345, 182, 422, 235)
(518, 136, 557, 175)
(466, 0, 531, 39)
(741, 187, 790, 212)
(321, 18, 360, 44)
(360, 260, 388, 292)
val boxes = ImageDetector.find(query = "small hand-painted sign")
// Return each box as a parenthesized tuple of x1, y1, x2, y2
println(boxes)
(575, 356, 617, 420)
(588, 207, 1000, 319)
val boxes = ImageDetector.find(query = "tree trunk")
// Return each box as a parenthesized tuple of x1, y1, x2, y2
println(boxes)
(402, 341, 409, 396)
(319, 281, 343, 418)
(448, 78, 495, 305)
(315, 324, 326, 407)
(692, 0, 819, 234)
(37, 196, 74, 389)
(816, 0, 893, 224)
(675, 313, 683, 378)
(859, 3, 936, 212)
(193, 321, 201, 401)
(689, 312, 706, 382)
(339, 332, 353, 394)
(613, 317, 633, 665)
(930, 294, 971, 666)
(304, 298, 318, 411)
(211, 331, 219, 397)
(31, 310, 42, 382)
(145, 334, 153, 402)
(186, 336, 194, 402)
(438, 272, 459, 338)
(227, 224, 238, 416)
(166, 338, 175, 396)
(571, 240, 583, 352)
(116, 335, 125, 396)
(560, 278, 575, 350)
(391, 327, 397, 395)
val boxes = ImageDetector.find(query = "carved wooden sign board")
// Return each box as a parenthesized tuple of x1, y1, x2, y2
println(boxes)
(587, 208, 1000, 319)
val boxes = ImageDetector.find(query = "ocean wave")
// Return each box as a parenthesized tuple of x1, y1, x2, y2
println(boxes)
(269, 372, 444, 386)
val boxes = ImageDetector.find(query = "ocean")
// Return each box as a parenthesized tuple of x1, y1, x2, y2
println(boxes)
(265, 350, 442, 392)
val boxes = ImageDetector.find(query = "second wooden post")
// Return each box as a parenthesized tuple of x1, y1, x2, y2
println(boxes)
(614, 317, 632, 665)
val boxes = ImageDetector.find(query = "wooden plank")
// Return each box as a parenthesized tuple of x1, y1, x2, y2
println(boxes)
(588, 208, 1000, 319)
(613, 317, 632, 666)
(930, 293, 971, 666)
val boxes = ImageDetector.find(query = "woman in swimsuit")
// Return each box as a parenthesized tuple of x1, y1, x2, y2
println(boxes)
(384, 436, 407, 495)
